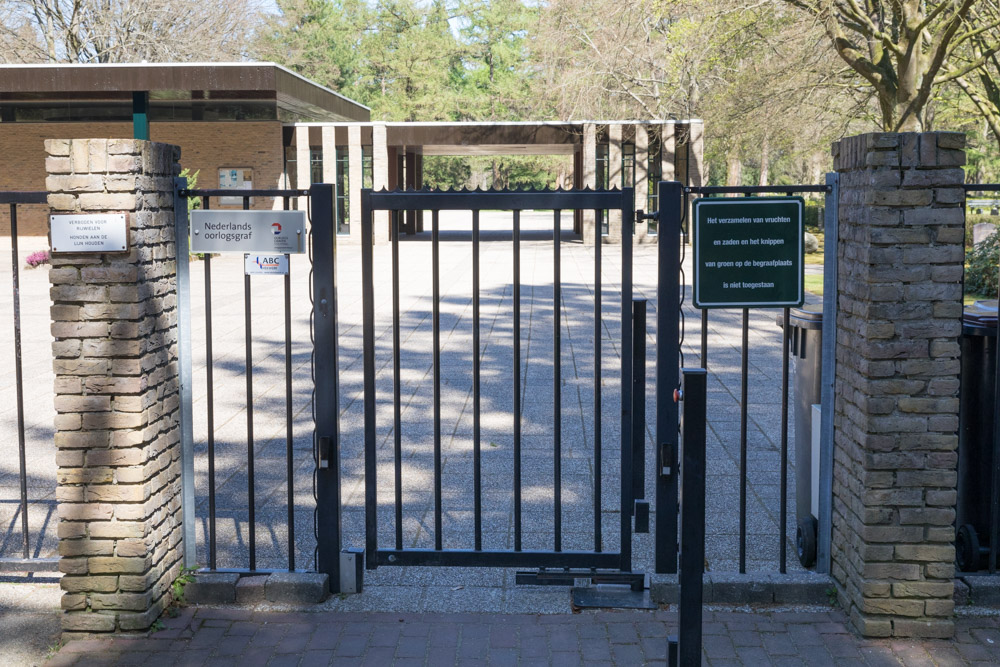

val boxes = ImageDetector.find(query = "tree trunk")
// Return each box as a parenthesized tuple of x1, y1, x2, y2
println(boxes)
(726, 151, 742, 192)
(758, 135, 770, 187)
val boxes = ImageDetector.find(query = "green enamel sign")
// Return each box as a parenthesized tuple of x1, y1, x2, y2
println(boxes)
(693, 197, 804, 309)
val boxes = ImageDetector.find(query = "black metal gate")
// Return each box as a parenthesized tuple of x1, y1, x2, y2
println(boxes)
(359, 188, 640, 580)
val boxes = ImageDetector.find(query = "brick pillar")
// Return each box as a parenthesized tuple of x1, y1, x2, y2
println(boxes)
(45, 138, 184, 636)
(831, 132, 965, 639)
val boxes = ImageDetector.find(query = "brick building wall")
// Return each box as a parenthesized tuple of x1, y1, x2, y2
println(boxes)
(831, 132, 965, 638)
(47, 138, 184, 636)
(1, 121, 284, 235)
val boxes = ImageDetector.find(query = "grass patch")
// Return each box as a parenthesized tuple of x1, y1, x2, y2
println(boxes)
(804, 230, 825, 265)
(804, 273, 824, 296)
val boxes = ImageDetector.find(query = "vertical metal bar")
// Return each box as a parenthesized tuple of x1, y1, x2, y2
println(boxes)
(473, 210, 482, 551)
(433, 209, 443, 551)
(594, 205, 603, 552)
(361, 188, 378, 571)
(513, 210, 522, 552)
(780, 307, 791, 574)
(700, 311, 708, 369)
(314, 183, 342, 587)
(243, 197, 256, 571)
(203, 196, 217, 570)
(656, 181, 682, 574)
(282, 196, 294, 571)
(10, 203, 28, 559)
(392, 200, 403, 552)
(631, 299, 647, 506)
(173, 179, 197, 569)
(677, 368, 707, 667)
(553, 208, 562, 552)
(992, 251, 1000, 573)
(739, 308, 749, 574)
(818, 173, 839, 575)
(620, 190, 635, 572)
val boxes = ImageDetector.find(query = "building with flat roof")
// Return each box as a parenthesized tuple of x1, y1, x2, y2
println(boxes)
(0, 62, 703, 243)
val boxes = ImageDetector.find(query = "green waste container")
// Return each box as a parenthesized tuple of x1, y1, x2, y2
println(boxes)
(956, 300, 998, 573)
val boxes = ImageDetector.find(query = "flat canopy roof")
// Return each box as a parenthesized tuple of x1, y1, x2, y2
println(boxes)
(0, 62, 370, 123)
(296, 120, 703, 156)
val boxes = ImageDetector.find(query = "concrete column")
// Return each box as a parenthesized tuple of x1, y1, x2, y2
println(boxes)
(608, 124, 623, 242)
(582, 123, 597, 244)
(45, 138, 183, 637)
(348, 125, 363, 244)
(372, 123, 389, 243)
(635, 125, 649, 242)
(321, 127, 337, 184)
(831, 132, 966, 639)
(661, 124, 676, 182)
(321, 127, 338, 236)
(295, 125, 310, 211)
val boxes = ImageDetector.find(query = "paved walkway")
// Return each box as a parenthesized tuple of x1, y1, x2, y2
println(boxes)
(44, 605, 1000, 666)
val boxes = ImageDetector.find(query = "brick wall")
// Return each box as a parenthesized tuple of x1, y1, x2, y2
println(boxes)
(0, 121, 284, 235)
(831, 132, 965, 639)
(46, 138, 184, 636)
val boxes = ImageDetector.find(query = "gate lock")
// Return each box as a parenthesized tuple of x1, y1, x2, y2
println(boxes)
(660, 442, 675, 477)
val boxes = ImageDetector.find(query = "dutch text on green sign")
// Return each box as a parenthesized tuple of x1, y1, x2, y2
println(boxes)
(693, 197, 804, 308)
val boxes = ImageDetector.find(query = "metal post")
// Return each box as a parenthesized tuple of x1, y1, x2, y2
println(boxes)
(619, 188, 635, 572)
(656, 181, 682, 574)
(739, 308, 749, 574)
(312, 183, 342, 589)
(818, 173, 839, 574)
(631, 298, 647, 513)
(362, 189, 377, 571)
(173, 178, 197, 568)
(676, 368, 707, 667)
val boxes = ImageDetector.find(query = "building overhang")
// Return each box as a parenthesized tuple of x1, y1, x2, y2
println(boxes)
(0, 62, 370, 123)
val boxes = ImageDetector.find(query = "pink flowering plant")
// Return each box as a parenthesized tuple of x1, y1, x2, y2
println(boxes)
(25, 250, 49, 268)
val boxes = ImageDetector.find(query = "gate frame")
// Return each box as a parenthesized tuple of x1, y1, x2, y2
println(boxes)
(358, 188, 640, 576)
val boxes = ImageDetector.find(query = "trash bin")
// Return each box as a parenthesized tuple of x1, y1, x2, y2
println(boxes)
(956, 300, 998, 573)
(777, 305, 823, 567)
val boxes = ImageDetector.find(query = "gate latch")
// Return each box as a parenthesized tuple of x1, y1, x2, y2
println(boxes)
(636, 209, 659, 222)
(319, 436, 332, 469)
(660, 442, 675, 477)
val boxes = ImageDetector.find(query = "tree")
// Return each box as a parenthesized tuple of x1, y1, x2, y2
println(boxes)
(783, 0, 1000, 132)
(0, 0, 261, 63)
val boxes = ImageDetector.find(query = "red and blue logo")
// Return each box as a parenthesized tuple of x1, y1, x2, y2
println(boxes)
(272, 222, 282, 235)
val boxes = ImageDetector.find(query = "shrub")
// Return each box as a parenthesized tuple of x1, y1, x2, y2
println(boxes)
(966, 230, 1000, 297)
(25, 250, 49, 268)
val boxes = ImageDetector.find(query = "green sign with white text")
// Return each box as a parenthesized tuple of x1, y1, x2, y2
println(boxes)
(693, 197, 804, 308)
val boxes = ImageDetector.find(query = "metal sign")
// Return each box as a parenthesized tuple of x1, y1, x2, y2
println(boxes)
(244, 254, 289, 276)
(693, 197, 804, 308)
(191, 210, 305, 254)
(50, 213, 128, 253)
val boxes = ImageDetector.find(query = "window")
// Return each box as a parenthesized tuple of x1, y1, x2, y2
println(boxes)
(647, 132, 662, 234)
(337, 148, 350, 235)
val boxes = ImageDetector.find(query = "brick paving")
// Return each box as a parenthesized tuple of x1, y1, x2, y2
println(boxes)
(46, 606, 1000, 665)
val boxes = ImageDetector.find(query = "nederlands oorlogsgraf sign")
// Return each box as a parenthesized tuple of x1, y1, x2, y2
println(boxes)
(693, 197, 804, 308)
(190, 210, 306, 254)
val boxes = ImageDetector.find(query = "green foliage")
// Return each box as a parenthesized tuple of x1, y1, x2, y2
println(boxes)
(804, 200, 824, 232)
(179, 168, 201, 212)
(965, 230, 1000, 298)
(423, 157, 473, 189)
(171, 566, 199, 606)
